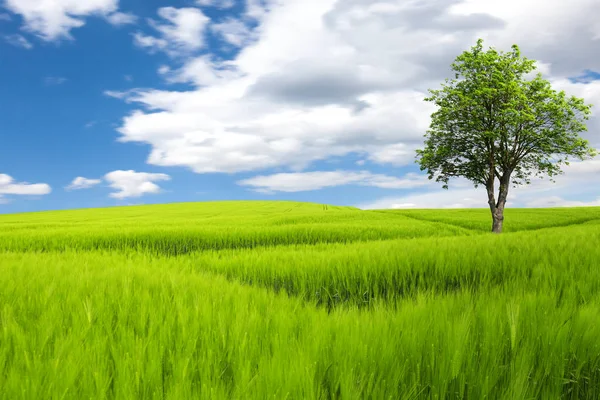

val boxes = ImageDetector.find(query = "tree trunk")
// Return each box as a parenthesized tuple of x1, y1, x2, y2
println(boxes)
(486, 174, 499, 233)
(490, 176, 510, 234)
(492, 207, 504, 233)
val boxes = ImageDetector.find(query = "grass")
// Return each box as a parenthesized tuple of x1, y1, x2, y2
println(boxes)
(0, 201, 473, 254)
(378, 207, 600, 232)
(1, 201, 600, 399)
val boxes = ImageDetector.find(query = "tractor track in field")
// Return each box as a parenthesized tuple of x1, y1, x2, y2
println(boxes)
(370, 211, 483, 234)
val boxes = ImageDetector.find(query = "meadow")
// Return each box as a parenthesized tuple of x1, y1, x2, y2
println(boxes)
(1, 201, 600, 399)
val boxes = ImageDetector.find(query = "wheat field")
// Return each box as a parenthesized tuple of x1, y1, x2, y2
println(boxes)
(1, 201, 600, 399)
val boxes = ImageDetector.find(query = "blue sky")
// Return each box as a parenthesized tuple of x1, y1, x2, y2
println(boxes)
(1, 0, 599, 214)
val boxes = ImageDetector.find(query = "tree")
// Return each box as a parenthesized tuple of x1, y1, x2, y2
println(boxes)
(416, 39, 597, 233)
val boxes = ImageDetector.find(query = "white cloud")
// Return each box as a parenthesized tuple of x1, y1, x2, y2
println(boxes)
(360, 188, 490, 210)
(104, 170, 170, 199)
(66, 177, 102, 190)
(245, 0, 273, 21)
(448, 0, 600, 77)
(0, 13, 11, 22)
(3, 0, 122, 41)
(65, 172, 171, 198)
(525, 196, 600, 208)
(4, 34, 33, 49)
(367, 143, 420, 166)
(44, 76, 67, 85)
(158, 56, 239, 86)
(108, 0, 600, 205)
(133, 7, 209, 56)
(104, 89, 131, 99)
(113, 88, 432, 173)
(238, 170, 431, 193)
(211, 18, 254, 47)
(133, 32, 168, 51)
(0, 174, 51, 201)
(196, 0, 235, 9)
(105, 11, 137, 26)
(359, 158, 600, 209)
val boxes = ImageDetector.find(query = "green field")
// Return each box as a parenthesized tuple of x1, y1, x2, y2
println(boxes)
(1, 201, 600, 399)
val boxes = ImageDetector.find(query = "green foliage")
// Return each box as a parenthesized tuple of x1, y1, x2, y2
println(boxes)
(416, 38, 596, 189)
(2, 201, 600, 398)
